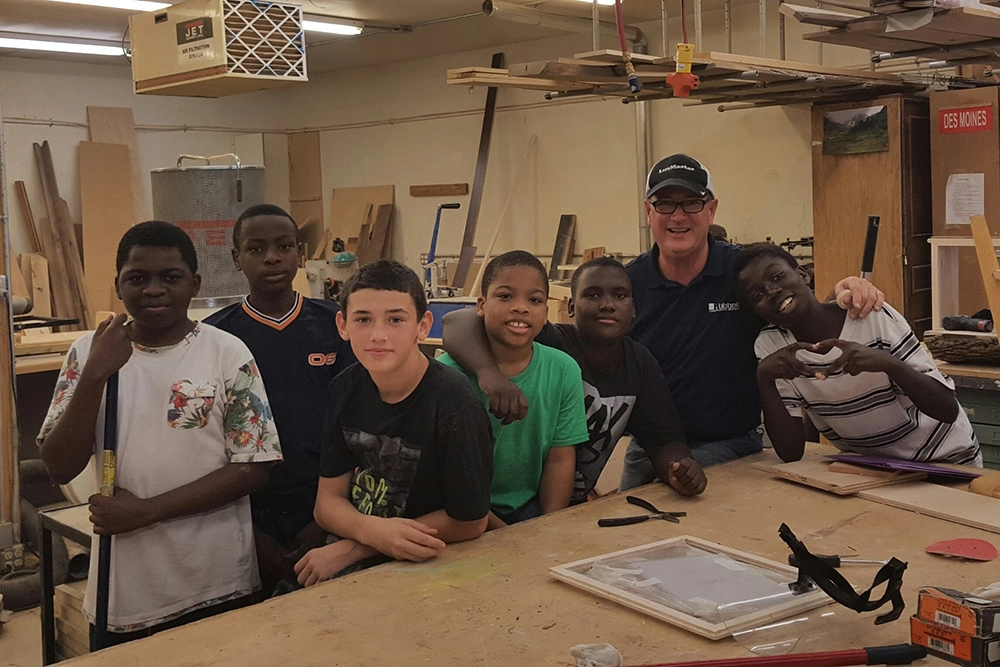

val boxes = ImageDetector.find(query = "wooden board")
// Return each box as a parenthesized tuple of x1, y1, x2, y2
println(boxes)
(19, 253, 51, 319)
(79, 142, 131, 315)
(14, 331, 87, 356)
(14, 181, 42, 253)
(327, 185, 394, 256)
(8, 256, 29, 301)
(752, 455, 924, 494)
(550, 535, 832, 640)
(86, 106, 145, 224)
(355, 204, 393, 266)
(858, 481, 1000, 533)
(287, 131, 323, 202)
(779, 3, 865, 27)
(409, 183, 469, 197)
(548, 214, 577, 280)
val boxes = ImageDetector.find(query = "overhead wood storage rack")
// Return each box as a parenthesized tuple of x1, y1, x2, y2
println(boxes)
(448, 49, 926, 110)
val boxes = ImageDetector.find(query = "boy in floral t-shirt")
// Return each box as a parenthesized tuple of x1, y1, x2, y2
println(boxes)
(38, 221, 282, 648)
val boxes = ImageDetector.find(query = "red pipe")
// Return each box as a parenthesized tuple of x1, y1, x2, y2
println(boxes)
(625, 643, 926, 667)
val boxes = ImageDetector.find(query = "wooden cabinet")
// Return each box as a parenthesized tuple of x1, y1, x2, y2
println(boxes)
(812, 95, 932, 337)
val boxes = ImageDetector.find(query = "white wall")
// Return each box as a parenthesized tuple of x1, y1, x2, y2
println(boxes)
(2, 6, 873, 266)
(0, 57, 284, 255)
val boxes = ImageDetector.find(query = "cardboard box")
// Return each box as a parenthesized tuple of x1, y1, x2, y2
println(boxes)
(911, 615, 1000, 667)
(918, 587, 1000, 637)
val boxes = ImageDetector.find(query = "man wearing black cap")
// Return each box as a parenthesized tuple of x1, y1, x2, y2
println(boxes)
(619, 154, 884, 488)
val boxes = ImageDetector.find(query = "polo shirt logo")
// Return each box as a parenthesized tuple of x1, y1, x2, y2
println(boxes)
(708, 302, 740, 312)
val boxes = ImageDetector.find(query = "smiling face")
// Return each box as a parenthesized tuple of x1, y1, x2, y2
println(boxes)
(646, 186, 718, 262)
(570, 265, 634, 344)
(477, 265, 548, 351)
(115, 245, 201, 344)
(336, 287, 432, 377)
(232, 214, 300, 296)
(736, 255, 816, 327)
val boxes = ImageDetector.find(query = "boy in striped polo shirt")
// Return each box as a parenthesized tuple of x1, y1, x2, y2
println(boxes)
(735, 243, 981, 466)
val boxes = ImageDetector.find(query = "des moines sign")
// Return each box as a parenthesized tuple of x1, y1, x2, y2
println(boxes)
(939, 105, 993, 134)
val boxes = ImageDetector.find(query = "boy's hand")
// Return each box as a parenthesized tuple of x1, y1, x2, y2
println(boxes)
(813, 339, 890, 378)
(667, 458, 707, 496)
(832, 277, 884, 320)
(479, 369, 528, 424)
(366, 517, 445, 562)
(294, 540, 362, 587)
(758, 342, 821, 381)
(84, 313, 134, 382)
(89, 488, 154, 535)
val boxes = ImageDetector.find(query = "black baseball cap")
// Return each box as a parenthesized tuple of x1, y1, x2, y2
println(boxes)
(645, 154, 715, 200)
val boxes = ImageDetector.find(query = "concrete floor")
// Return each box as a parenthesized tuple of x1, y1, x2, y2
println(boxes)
(3, 608, 42, 667)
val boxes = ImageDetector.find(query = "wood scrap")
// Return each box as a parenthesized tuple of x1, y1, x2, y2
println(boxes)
(33, 142, 88, 328)
(778, 3, 865, 27)
(86, 106, 146, 224)
(858, 482, 1000, 534)
(79, 142, 131, 315)
(327, 186, 394, 257)
(549, 215, 577, 280)
(8, 259, 29, 306)
(14, 181, 42, 253)
(409, 184, 469, 197)
(752, 455, 924, 494)
(828, 461, 903, 478)
(355, 204, 393, 266)
(582, 247, 606, 262)
(18, 254, 51, 319)
(453, 52, 504, 292)
(287, 132, 323, 202)
(14, 330, 87, 356)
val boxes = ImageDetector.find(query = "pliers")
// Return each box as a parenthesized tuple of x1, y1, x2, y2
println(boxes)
(597, 495, 686, 527)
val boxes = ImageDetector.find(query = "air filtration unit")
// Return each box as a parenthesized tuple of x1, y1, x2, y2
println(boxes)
(129, 0, 307, 97)
(151, 154, 264, 307)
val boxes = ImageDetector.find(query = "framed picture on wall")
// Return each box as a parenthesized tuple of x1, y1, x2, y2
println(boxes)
(823, 105, 889, 155)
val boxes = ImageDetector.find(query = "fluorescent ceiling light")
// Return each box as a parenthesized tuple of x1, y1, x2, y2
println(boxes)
(302, 17, 363, 35)
(0, 37, 125, 56)
(45, 0, 171, 11)
(573, 0, 615, 5)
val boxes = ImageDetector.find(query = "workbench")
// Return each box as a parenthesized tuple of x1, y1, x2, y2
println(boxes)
(55, 450, 987, 666)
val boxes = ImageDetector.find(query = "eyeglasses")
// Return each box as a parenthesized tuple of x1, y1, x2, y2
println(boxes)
(648, 199, 710, 215)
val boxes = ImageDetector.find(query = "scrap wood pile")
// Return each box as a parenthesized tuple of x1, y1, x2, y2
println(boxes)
(447, 49, 926, 109)
(12, 107, 142, 356)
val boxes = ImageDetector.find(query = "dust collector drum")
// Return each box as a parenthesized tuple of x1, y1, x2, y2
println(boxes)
(151, 159, 265, 308)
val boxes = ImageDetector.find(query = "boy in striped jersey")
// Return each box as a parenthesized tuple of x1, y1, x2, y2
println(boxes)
(735, 243, 981, 466)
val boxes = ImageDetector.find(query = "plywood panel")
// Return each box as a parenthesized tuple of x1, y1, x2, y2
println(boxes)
(858, 482, 1000, 533)
(288, 132, 322, 202)
(80, 142, 132, 315)
(752, 455, 924, 494)
(262, 132, 290, 213)
(86, 106, 145, 224)
(812, 96, 905, 309)
(19, 253, 51, 319)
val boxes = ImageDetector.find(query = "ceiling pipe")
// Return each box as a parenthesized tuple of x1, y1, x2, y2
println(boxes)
(482, 0, 646, 46)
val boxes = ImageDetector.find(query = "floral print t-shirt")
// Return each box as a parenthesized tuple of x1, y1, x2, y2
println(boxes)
(37, 323, 282, 631)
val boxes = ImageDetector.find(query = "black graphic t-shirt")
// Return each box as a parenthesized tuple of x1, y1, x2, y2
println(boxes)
(319, 358, 493, 522)
(536, 324, 685, 503)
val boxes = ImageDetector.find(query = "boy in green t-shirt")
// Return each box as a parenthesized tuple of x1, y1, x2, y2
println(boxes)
(439, 251, 589, 528)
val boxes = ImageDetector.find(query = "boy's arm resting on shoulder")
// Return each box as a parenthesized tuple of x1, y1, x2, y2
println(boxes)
(89, 462, 272, 535)
(539, 444, 576, 514)
(441, 308, 528, 425)
(41, 314, 133, 484)
(314, 474, 446, 563)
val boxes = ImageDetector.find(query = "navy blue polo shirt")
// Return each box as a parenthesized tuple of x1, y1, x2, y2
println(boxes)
(626, 238, 760, 443)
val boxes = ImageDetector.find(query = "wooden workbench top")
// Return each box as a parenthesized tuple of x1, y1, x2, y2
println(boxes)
(65, 450, 987, 666)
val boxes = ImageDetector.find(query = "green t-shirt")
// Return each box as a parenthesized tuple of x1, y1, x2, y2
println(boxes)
(440, 342, 589, 514)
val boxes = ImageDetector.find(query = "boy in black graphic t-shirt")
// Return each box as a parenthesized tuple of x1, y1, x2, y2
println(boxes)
(443, 256, 706, 503)
(294, 261, 493, 587)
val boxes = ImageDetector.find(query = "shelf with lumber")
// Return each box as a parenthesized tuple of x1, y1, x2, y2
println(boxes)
(795, 6, 1000, 63)
(447, 49, 925, 109)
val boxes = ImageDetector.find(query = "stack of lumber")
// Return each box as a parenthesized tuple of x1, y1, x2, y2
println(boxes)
(447, 49, 926, 109)
(327, 186, 395, 264)
(787, 4, 1000, 63)
(54, 580, 89, 660)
